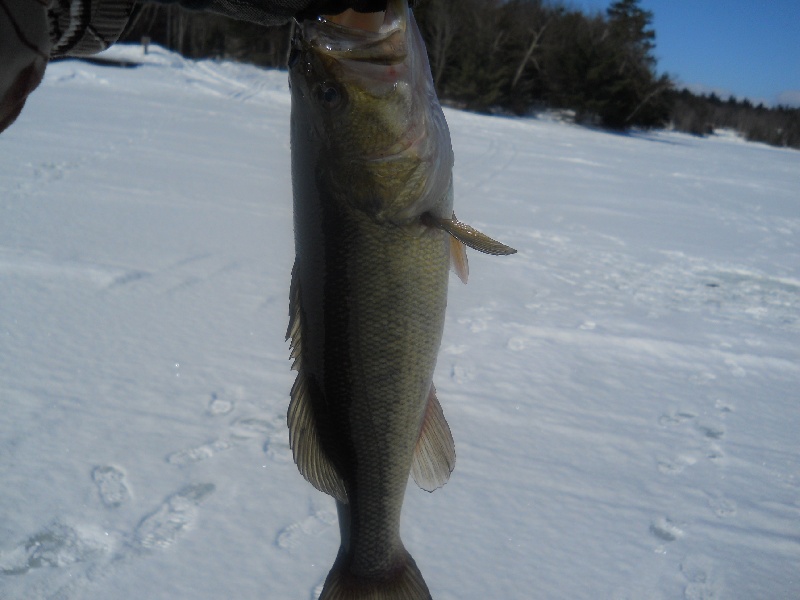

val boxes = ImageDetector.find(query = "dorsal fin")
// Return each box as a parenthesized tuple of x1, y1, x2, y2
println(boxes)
(411, 384, 456, 492)
(287, 267, 348, 503)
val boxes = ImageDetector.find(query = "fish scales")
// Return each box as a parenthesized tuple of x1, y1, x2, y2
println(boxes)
(331, 211, 448, 574)
(292, 152, 449, 583)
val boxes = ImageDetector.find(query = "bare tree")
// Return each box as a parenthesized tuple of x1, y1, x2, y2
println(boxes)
(418, 0, 455, 90)
(510, 18, 550, 92)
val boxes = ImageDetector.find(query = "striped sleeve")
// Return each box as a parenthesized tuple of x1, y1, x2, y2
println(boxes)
(48, 0, 137, 57)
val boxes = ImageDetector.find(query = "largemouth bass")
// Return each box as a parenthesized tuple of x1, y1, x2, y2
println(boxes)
(287, 1, 515, 598)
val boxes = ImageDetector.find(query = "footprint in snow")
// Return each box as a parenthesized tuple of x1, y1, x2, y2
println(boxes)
(133, 483, 215, 551)
(166, 439, 232, 465)
(275, 509, 337, 555)
(206, 391, 235, 416)
(506, 336, 527, 351)
(229, 415, 281, 440)
(449, 362, 475, 384)
(264, 427, 292, 463)
(696, 420, 726, 440)
(106, 269, 151, 289)
(457, 315, 491, 333)
(723, 358, 746, 378)
(171, 386, 291, 468)
(92, 465, 131, 508)
(226, 413, 291, 462)
(0, 521, 110, 576)
(657, 453, 697, 475)
(660, 409, 725, 442)
(707, 496, 737, 518)
(681, 555, 723, 600)
(713, 398, 734, 413)
(657, 407, 727, 467)
(658, 409, 698, 427)
(706, 442, 725, 463)
(650, 516, 685, 543)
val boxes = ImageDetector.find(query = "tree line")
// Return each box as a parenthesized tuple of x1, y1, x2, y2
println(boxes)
(119, 0, 799, 149)
(668, 88, 800, 148)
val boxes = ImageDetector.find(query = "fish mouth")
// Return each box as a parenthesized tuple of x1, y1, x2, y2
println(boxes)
(300, 0, 408, 64)
(299, 0, 423, 162)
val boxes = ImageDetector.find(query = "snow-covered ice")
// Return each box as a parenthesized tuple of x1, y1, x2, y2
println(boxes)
(1, 45, 798, 599)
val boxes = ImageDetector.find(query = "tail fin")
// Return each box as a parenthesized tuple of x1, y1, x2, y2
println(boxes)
(319, 548, 431, 600)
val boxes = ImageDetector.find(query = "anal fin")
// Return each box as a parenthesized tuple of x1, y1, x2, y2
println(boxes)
(411, 384, 456, 492)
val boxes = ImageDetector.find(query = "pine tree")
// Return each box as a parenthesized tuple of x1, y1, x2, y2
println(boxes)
(589, 0, 671, 128)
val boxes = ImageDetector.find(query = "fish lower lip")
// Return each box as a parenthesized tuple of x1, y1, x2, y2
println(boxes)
(308, 0, 407, 60)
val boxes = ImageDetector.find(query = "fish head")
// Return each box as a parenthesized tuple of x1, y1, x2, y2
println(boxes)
(289, 0, 454, 222)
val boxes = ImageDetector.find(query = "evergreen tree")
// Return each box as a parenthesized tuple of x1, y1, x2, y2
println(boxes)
(495, 0, 553, 114)
(116, 0, 800, 149)
(431, 0, 508, 111)
(588, 0, 670, 128)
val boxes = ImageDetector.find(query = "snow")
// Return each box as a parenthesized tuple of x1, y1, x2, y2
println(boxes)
(1, 44, 798, 599)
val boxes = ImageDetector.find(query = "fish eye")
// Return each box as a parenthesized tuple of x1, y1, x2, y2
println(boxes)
(316, 83, 345, 110)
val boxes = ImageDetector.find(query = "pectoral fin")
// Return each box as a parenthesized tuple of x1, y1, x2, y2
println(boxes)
(411, 384, 456, 492)
(423, 212, 517, 256)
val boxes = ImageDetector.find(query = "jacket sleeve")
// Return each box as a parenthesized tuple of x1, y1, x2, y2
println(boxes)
(0, 0, 387, 133)
(0, 0, 136, 132)
(150, 0, 388, 26)
(48, 0, 138, 58)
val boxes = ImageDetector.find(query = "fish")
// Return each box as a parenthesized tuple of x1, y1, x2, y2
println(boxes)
(286, 1, 516, 598)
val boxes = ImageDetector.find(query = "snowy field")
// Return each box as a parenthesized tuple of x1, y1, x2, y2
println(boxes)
(1, 45, 798, 600)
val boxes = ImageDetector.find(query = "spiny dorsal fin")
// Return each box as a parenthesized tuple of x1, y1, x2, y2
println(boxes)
(424, 212, 517, 256)
(287, 267, 348, 504)
(449, 235, 469, 284)
(411, 384, 456, 492)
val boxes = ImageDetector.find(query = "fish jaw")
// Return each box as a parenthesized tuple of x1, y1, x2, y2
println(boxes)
(289, 0, 454, 224)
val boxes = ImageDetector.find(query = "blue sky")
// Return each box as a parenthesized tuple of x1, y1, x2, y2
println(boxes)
(574, 0, 800, 106)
